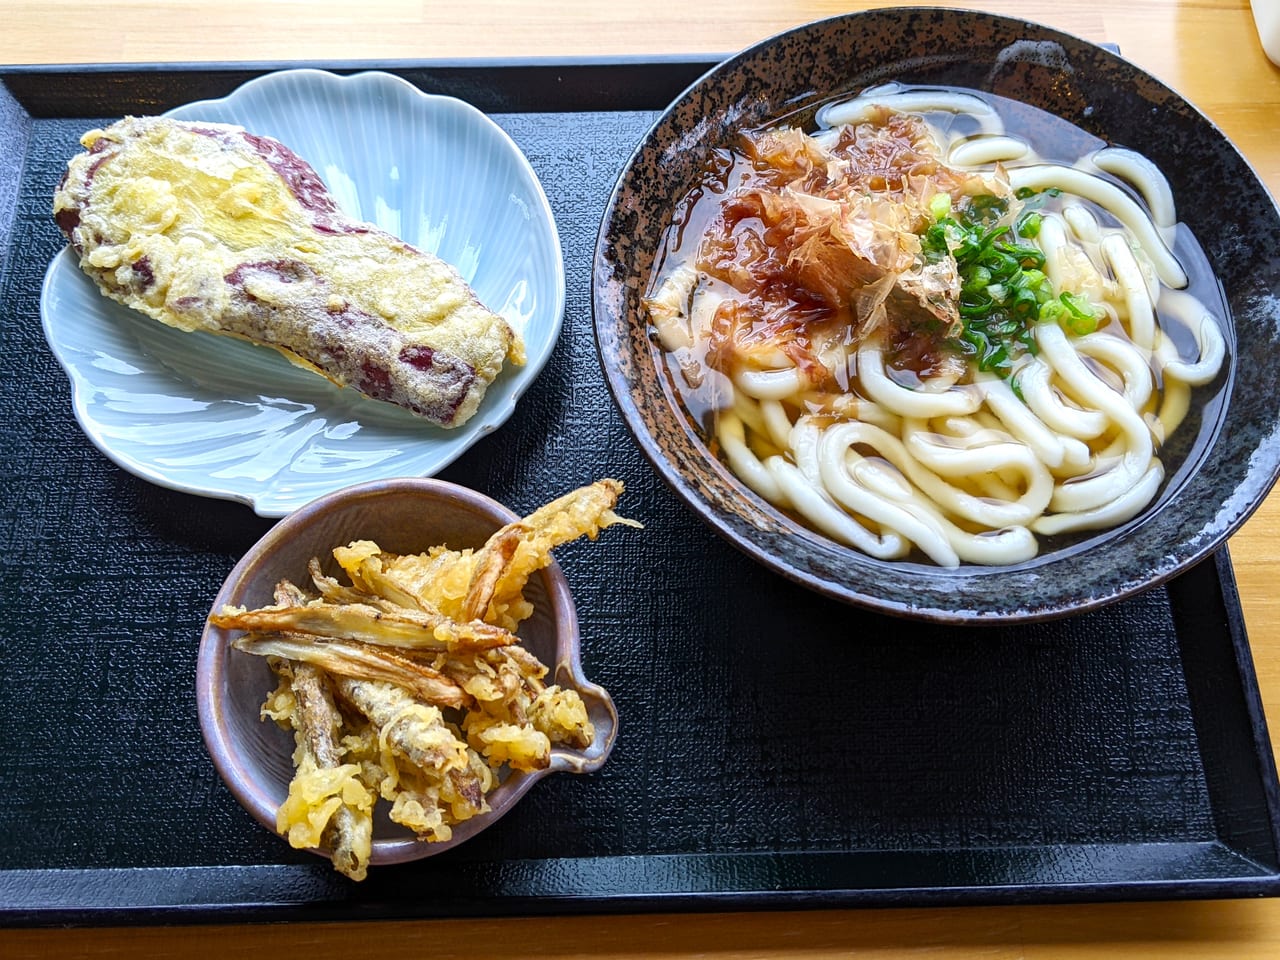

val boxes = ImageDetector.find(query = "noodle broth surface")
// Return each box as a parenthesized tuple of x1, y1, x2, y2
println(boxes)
(644, 85, 1231, 569)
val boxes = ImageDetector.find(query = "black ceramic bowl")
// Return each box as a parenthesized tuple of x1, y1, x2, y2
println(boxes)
(592, 8, 1280, 622)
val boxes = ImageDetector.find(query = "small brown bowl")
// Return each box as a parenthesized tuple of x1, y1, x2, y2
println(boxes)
(196, 478, 618, 869)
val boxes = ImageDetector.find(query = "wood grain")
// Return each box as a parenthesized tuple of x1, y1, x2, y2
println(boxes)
(4, 1, 1280, 956)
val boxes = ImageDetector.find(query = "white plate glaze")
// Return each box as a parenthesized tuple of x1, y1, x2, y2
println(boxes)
(41, 69, 564, 517)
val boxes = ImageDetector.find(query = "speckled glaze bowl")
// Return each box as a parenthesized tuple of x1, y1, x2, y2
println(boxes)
(593, 8, 1280, 622)
(197, 478, 617, 869)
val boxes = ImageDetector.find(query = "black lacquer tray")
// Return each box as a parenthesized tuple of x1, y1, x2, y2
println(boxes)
(1, 57, 1278, 928)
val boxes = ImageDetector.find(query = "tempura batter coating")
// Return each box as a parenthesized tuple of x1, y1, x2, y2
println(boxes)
(53, 116, 524, 426)
(335, 479, 639, 631)
(219, 480, 637, 879)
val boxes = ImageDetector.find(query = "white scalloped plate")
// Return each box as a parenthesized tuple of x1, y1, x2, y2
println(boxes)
(41, 69, 564, 517)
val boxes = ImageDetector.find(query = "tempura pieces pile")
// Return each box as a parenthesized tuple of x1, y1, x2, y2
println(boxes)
(209, 479, 638, 881)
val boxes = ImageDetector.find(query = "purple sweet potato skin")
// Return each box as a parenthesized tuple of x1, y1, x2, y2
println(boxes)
(51, 116, 520, 427)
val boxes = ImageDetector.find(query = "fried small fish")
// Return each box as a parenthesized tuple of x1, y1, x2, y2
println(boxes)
(211, 595, 516, 651)
(218, 480, 636, 879)
(340, 479, 640, 631)
(235, 633, 469, 709)
(272, 661, 374, 881)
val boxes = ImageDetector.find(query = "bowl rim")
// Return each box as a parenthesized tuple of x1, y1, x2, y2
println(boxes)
(591, 7, 1280, 623)
(195, 476, 617, 866)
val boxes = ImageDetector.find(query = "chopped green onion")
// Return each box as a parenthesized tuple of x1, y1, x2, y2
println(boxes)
(913, 193, 1072, 387)
(1038, 299, 1066, 324)
(965, 194, 1009, 224)
(961, 265, 992, 293)
(1007, 288, 1039, 320)
(1062, 312, 1099, 336)
(979, 250, 1020, 281)
(1059, 291, 1104, 335)
(1037, 294, 1102, 335)
(995, 240, 1046, 268)
(1017, 186, 1062, 201)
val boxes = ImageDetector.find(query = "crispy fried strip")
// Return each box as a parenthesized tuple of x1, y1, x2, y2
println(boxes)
(515, 478, 635, 540)
(212, 597, 516, 651)
(440, 648, 548, 720)
(353, 479, 640, 631)
(237, 633, 469, 710)
(274, 580, 311, 607)
(333, 542, 434, 612)
(488, 478, 640, 607)
(284, 661, 372, 881)
(335, 678, 481, 785)
(462, 523, 527, 621)
(307, 560, 381, 606)
(529, 685, 595, 749)
(490, 644, 548, 681)
(307, 558, 436, 617)
(446, 767, 486, 818)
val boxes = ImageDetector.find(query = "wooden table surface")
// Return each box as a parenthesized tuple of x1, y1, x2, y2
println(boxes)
(4, 0, 1280, 956)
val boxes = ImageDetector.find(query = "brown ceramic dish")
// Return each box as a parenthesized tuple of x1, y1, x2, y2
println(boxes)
(196, 478, 618, 868)
(592, 7, 1280, 623)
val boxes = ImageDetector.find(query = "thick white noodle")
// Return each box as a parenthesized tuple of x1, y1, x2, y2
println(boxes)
(1062, 203, 1101, 243)
(817, 423, 961, 567)
(900, 504, 1039, 565)
(947, 136, 1029, 166)
(719, 412, 788, 505)
(646, 264, 698, 351)
(1157, 287, 1227, 386)
(759, 398, 795, 451)
(1100, 233, 1157, 350)
(734, 365, 808, 400)
(1008, 164, 1187, 288)
(901, 420, 1055, 526)
(790, 418, 828, 487)
(731, 391, 771, 439)
(766, 456, 907, 558)
(689, 287, 724, 338)
(800, 392, 903, 433)
(976, 373, 1091, 471)
(817, 89, 1004, 135)
(1037, 214, 1070, 290)
(795, 415, 932, 510)
(971, 470, 1022, 501)
(822, 420, 1048, 542)
(1151, 335, 1193, 439)
(1074, 332, 1156, 411)
(948, 414, 1031, 496)
(1037, 323, 1155, 513)
(822, 422, 1041, 564)
(1032, 463, 1165, 536)
(810, 128, 840, 151)
(857, 343, 981, 417)
(1017, 358, 1109, 439)
(1091, 147, 1178, 229)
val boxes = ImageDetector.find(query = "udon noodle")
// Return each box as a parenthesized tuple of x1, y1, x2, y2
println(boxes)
(643, 85, 1227, 567)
